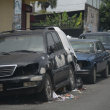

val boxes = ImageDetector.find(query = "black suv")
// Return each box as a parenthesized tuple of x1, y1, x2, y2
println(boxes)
(0, 27, 76, 102)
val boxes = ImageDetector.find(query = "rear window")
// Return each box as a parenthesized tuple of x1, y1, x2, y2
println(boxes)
(79, 35, 110, 46)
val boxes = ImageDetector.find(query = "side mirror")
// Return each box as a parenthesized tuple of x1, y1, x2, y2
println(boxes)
(48, 45, 55, 54)
(97, 50, 102, 54)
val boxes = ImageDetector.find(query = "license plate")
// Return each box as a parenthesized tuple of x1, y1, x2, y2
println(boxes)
(0, 84, 3, 91)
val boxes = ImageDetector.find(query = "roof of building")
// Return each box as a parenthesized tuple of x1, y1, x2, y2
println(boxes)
(35, 0, 102, 13)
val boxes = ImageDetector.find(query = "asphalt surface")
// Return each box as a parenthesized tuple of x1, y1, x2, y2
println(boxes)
(0, 75, 110, 110)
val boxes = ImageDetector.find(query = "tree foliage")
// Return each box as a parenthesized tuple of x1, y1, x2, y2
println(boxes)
(99, 0, 110, 30)
(37, 0, 57, 11)
(33, 11, 83, 29)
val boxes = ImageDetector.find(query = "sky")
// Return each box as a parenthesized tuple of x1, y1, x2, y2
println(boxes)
(35, 0, 87, 12)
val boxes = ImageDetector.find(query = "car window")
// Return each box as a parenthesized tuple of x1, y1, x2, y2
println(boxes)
(0, 34, 44, 52)
(51, 32, 64, 50)
(96, 42, 100, 50)
(98, 42, 105, 51)
(70, 41, 95, 53)
(47, 33, 56, 51)
(80, 35, 110, 46)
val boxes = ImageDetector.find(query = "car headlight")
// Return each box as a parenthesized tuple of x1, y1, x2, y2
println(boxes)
(14, 63, 39, 76)
(23, 63, 39, 75)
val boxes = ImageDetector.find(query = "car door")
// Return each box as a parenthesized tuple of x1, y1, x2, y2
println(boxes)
(51, 31, 69, 84)
(96, 42, 105, 72)
(46, 32, 65, 84)
(96, 42, 103, 72)
(98, 41, 107, 70)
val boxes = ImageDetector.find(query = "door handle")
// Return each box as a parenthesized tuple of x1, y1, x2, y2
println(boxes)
(57, 55, 62, 59)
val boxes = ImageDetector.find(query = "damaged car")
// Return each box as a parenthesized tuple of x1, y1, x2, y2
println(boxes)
(0, 27, 76, 102)
(69, 39, 110, 84)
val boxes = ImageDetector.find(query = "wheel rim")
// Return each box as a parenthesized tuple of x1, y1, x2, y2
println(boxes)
(45, 79, 51, 99)
(93, 68, 96, 83)
(106, 64, 109, 76)
(69, 67, 75, 87)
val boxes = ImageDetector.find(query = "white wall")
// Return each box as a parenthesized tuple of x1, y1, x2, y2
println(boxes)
(36, 0, 87, 12)
(86, 0, 102, 9)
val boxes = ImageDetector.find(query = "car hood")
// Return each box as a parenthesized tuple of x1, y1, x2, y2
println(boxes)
(104, 45, 110, 50)
(0, 53, 45, 66)
(76, 52, 95, 61)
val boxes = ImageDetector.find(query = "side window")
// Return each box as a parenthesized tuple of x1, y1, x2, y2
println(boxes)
(96, 42, 100, 50)
(51, 32, 64, 50)
(47, 33, 56, 51)
(98, 42, 105, 52)
(80, 36, 86, 39)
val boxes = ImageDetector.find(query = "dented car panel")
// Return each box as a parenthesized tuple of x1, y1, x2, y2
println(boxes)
(0, 27, 76, 97)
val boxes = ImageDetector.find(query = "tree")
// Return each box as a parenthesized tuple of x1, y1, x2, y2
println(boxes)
(37, 0, 57, 11)
(30, 1, 36, 12)
(99, 0, 110, 30)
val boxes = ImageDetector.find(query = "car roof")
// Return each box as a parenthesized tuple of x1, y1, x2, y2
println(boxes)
(80, 32, 110, 36)
(68, 38, 100, 42)
(0, 29, 53, 37)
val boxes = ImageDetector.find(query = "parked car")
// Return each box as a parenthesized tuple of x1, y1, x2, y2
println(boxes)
(69, 38, 110, 84)
(0, 27, 76, 102)
(79, 32, 110, 53)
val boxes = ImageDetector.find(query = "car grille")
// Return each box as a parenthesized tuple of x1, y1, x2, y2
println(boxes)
(77, 61, 90, 68)
(0, 65, 17, 77)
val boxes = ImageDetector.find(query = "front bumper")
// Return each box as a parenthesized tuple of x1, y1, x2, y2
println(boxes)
(0, 75, 44, 97)
(76, 69, 90, 77)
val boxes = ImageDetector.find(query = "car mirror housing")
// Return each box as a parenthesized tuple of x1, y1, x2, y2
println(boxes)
(97, 50, 102, 54)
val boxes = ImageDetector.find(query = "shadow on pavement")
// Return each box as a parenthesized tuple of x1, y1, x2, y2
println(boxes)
(0, 94, 43, 105)
(82, 75, 110, 85)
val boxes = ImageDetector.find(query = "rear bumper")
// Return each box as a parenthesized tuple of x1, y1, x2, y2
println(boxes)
(0, 75, 44, 97)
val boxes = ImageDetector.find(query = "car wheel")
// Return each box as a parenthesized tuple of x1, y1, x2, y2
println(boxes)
(66, 65, 75, 90)
(101, 64, 109, 78)
(39, 74, 53, 102)
(87, 66, 96, 84)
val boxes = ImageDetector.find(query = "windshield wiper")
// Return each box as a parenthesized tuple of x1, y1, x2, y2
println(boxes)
(75, 50, 89, 54)
(9, 50, 37, 53)
(0, 52, 10, 55)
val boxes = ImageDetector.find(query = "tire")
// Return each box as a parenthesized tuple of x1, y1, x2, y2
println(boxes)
(39, 74, 53, 102)
(66, 65, 75, 90)
(101, 64, 109, 78)
(87, 66, 96, 84)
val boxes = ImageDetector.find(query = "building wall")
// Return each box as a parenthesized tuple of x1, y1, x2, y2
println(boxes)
(86, 0, 102, 9)
(84, 4, 99, 33)
(0, 0, 14, 32)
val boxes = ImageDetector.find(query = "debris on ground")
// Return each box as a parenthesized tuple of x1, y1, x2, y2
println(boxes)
(78, 87, 86, 90)
(53, 91, 79, 101)
(75, 77, 83, 89)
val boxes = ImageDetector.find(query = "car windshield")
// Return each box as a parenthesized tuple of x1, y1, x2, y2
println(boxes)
(80, 35, 110, 46)
(0, 34, 44, 53)
(70, 41, 95, 53)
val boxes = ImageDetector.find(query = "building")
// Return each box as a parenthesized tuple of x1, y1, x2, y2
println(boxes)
(33, 0, 103, 37)
(0, 0, 47, 33)
(47, 0, 102, 33)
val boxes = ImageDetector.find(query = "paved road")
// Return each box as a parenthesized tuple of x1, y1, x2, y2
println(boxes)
(0, 75, 110, 110)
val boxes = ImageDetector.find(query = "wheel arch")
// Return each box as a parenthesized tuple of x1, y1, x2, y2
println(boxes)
(93, 62, 97, 71)
(46, 68, 54, 85)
